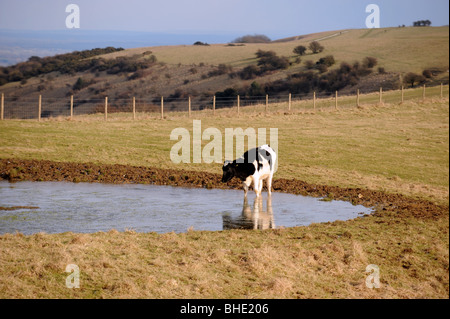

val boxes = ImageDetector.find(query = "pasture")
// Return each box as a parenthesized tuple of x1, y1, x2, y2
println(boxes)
(0, 93, 448, 298)
(101, 26, 449, 74)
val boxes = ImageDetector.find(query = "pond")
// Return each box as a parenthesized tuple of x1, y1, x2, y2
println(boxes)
(0, 181, 372, 234)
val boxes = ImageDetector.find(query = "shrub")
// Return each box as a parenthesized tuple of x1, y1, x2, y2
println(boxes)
(73, 77, 94, 91)
(215, 87, 238, 98)
(248, 81, 265, 96)
(128, 69, 149, 80)
(193, 41, 209, 46)
(422, 69, 433, 78)
(309, 41, 324, 54)
(316, 64, 328, 73)
(339, 62, 352, 73)
(317, 55, 335, 67)
(255, 49, 276, 59)
(404, 72, 425, 87)
(147, 55, 157, 63)
(0, 47, 124, 86)
(214, 88, 239, 107)
(236, 50, 290, 79)
(362, 56, 378, 69)
(208, 64, 233, 77)
(352, 61, 372, 76)
(238, 65, 260, 80)
(304, 60, 315, 70)
(256, 50, 289, 72)
(288, 72, 316, 94)
(293, 45, 307, 56)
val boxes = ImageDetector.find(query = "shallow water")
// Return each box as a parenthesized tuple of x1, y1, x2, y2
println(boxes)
(0, 181, 372, 234)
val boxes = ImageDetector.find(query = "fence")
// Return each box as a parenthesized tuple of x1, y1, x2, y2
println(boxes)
(0, 84, 448, 121)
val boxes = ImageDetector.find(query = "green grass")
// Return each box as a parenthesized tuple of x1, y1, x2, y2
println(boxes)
(0, 91, 448, 299)
(0, 27, 449, 300)
(1, 88, 448, 203)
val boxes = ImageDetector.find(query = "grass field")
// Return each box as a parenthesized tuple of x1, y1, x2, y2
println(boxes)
(1, 26, 447, 119)
(0, 92, 448, 298)
(1, 88, 448, 203)
(103, 26, 449, 73)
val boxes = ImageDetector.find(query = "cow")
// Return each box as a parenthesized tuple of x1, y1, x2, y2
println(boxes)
(221, 144, 276, 197)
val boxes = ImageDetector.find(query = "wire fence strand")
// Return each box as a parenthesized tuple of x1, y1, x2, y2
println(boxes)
(0, 84, 448, 121)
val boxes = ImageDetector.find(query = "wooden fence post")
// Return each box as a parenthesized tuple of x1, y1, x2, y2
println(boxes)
(104, 96, 108, 121)
(237, 95, 240, 116)
(213, 95, 216, 116)
(70, 95, 73, 119)
(265, 94, 268, 113)
(313, 92, 316, 111)
(1, 93, 4, 120)
(161, 96, 164, 119)
(335, 91, 338, 110)
(38, 95, 42, 121)
(188, 96, 191, 117)
(132, 96, 136, 120)
(441, 83, 443, 98)
(288, 93, 291, 111)
(379, 87, 383, 104)
(422, 84, 426, 100)
(401, 86, 404, 104)
(356, 89, 360, 107)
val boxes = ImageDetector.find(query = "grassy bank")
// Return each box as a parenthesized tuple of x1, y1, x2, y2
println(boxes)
(0, 94, 448, 298)
(0, 212, 448, 299)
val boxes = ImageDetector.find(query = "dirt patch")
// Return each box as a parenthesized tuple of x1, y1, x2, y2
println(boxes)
(0, 206, 39, 211)
(1, 158, 447, 220)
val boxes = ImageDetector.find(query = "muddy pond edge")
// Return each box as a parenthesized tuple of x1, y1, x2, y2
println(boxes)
(1, 158, 447, 223)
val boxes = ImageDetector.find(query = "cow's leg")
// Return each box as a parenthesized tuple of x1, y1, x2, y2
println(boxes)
(267, 173, 273, 196)
(243, 182, 249, 197)
(243, 176, 252, 197)
(253, 176, 261, 197)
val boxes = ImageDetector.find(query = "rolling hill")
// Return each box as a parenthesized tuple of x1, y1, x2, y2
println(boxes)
(0, 26, 448, 116)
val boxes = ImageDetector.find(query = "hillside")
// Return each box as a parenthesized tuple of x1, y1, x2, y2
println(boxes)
(0, 26, 448, 116)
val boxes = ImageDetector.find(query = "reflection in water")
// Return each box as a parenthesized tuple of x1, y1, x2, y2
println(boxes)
(0, 181, 373, 234)
(223, 196, 275, 230)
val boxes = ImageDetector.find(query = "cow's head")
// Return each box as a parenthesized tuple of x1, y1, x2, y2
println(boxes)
(221, 160, 235, 183)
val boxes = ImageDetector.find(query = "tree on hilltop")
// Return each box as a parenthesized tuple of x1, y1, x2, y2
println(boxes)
(413, 20, 431, 26)
(232, 34, 271, 43)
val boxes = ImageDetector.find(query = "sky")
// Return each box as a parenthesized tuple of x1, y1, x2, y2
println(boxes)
(0, 0, 449, 39)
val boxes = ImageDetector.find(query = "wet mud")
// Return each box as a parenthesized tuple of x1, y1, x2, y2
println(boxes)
(0, 158, 447, 220)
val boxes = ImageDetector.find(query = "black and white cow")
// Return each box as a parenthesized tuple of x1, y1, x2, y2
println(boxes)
(221, 144, 276, 197)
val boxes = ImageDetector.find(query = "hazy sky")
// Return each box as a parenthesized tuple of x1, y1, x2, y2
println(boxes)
(0, 0, 449, 38)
